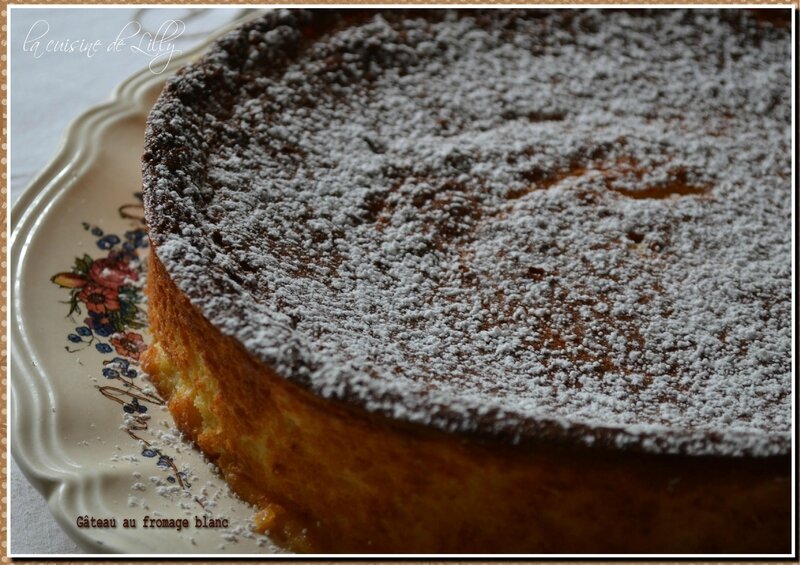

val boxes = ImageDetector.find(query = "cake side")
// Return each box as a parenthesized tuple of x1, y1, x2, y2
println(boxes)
(143, 249, 791, 553)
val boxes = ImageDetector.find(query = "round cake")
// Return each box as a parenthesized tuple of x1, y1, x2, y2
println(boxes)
(142, 9, 792, 553)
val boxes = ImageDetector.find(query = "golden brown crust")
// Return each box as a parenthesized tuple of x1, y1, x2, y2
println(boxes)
(143, 250, 790, 553)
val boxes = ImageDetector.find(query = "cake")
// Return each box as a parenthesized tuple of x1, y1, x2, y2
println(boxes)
(141, 9, 792, 553)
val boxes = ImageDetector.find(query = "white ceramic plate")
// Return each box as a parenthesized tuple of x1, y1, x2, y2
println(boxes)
(9, 13, 286, 555)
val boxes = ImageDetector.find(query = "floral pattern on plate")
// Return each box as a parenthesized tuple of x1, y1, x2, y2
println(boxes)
(50, 193, 194, 491)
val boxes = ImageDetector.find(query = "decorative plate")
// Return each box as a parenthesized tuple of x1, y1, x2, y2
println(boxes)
(9, 13, 284, 555)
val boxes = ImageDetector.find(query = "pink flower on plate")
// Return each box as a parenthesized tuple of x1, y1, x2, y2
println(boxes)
(78, 283, 120, 314)
(88, 255, 138, 290)
(110, 331, 147, 362)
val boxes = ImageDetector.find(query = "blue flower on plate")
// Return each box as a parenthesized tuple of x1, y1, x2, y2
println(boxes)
(111, 356, 130, 369)
(96, 343, 112, 354)
(123, 397, 147, 414)
(85, 312, 114, 338)
(97, 234, 121, 250)
(125, 229, 148, 249)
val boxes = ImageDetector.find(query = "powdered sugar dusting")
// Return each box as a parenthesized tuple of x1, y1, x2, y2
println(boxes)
(143, 9, 792, 456)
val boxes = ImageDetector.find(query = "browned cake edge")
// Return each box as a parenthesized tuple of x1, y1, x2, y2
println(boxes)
(142, 249, 791, 554)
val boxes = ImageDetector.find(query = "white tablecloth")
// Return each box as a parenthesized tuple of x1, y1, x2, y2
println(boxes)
(9, 7, 247, 554)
